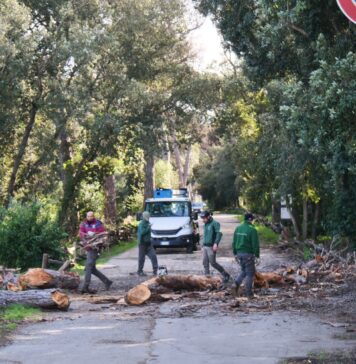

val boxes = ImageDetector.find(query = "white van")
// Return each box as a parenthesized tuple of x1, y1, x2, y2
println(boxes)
(144, 189, 200, 253)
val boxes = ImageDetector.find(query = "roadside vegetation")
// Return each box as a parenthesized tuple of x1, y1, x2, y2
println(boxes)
(280, 349, 356, 364)
(0, 304, 41, 334)
(192, 0, 355, 252)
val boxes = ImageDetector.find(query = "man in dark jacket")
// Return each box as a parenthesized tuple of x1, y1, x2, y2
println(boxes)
(79, 211, 112, 294)
(200, 211, 230, 283)
(232, 213, 260, 298)
(137, 211, 158, 276)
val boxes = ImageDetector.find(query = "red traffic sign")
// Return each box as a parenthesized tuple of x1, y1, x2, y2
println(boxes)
(337, 0, 356, 23)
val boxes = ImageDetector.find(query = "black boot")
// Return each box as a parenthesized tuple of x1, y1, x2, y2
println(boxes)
(223, 273, 231, 284)
(105, 280, 113, 290)
(231, 283, 240, 297)
(80, 286, 97, 294)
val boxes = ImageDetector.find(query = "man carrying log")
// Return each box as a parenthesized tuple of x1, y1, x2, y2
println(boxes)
(79, 211, 113, 294)
(232, 213, 260, 298)
(137, 211, 158, 276)
(200, 211, 231, 283)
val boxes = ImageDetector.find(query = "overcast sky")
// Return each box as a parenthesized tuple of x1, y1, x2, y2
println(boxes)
(186, 2, 228, 73)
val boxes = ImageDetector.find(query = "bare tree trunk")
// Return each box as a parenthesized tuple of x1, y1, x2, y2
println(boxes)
(172, 132, 184, 187)
(163, 132, 171, 163)
(104, 174, 117, 226)
(302, 198, 308, 240)
(144, 152, 155, 203)
(271, 196, 281, 225)
(182, 145, 192, 187)
(5, 102, 38, 207)
(57, 125, 77, 234)
(311, 202, 320, 240)
(285, 197, 301, 240)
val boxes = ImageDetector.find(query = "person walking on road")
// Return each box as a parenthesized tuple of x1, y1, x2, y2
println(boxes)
(79, 211, 113, 294)
(232, 213, 260, 298)
(200, 211, 230, 283)
(137, 211, 158, 276)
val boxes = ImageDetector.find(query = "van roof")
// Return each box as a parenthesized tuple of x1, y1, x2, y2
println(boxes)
(146, 198, 190, 202)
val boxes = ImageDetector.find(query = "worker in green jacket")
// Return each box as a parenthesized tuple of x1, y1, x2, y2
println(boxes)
(137, 211, 158, 276)
(200, 211, 230, 283)
(232, 213, 260, 298)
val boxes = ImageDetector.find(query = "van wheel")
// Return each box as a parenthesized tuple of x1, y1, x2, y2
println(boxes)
(186, 244, 193, 254)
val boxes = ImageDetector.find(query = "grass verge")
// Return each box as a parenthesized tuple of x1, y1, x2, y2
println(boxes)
(0, 304, 41, 336)
(72, 240, 137, 275)
(279, 349, 356, 363)
(255, 223, 279, 245)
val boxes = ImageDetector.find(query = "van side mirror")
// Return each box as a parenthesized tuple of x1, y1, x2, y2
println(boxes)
(136, 212, 142, 221)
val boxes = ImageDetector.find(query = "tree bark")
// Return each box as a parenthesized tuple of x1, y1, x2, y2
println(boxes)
(172, 133, 185, 187)
(0, 289, 70, 310)
(125, 275, 223, 305)
(182, 144, 192, 187)
(302, 198, 308, 240)
(311, 202, 320, 240)
(144, 152, 155, 202)
(271, 197, 281, 225)
(285, 196, 301, 240)
(57, 124, 77, 234)
(104, 175, 117, 226)
(18, 268, 80, 290)
(4, 102, 38, 207)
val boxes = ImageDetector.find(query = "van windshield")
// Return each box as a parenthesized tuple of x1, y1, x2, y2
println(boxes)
(145, 201, 190, 217)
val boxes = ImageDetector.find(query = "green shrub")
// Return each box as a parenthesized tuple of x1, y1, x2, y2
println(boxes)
(0, 202, 67, 270)
(303, 246, 314, 261)
(255, 223, 279, 245)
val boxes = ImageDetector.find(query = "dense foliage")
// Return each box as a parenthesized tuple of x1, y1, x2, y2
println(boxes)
(0, 0, 212, 237)
(0, 202, 66, 269)
(193, 0, 356, 244)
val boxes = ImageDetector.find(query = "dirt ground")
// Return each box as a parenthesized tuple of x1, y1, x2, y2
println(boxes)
(0, 214, 355, 364)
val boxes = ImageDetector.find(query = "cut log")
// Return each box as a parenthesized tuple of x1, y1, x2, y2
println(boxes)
(125, 275, 222, 305)
(0, 289, 70, 310)
(254, 272, 284, 288)
(154, 275, 222, 291)
(18, 268, 80, 290)
(125, 284, 151, 305)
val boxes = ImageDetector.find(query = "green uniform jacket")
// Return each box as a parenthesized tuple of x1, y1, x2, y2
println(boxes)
(137, 220, 151, 245)
(232, 221, 260, 257)
(203, 218, 222, 246)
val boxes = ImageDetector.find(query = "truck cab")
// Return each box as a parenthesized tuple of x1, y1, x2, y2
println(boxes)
(144, 189, 200, 253)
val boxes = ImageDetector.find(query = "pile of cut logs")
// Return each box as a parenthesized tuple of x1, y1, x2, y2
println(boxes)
(0, 264, 79, 310)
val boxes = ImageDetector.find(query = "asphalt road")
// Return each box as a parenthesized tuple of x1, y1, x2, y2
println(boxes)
(0, 214, 354, 364)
